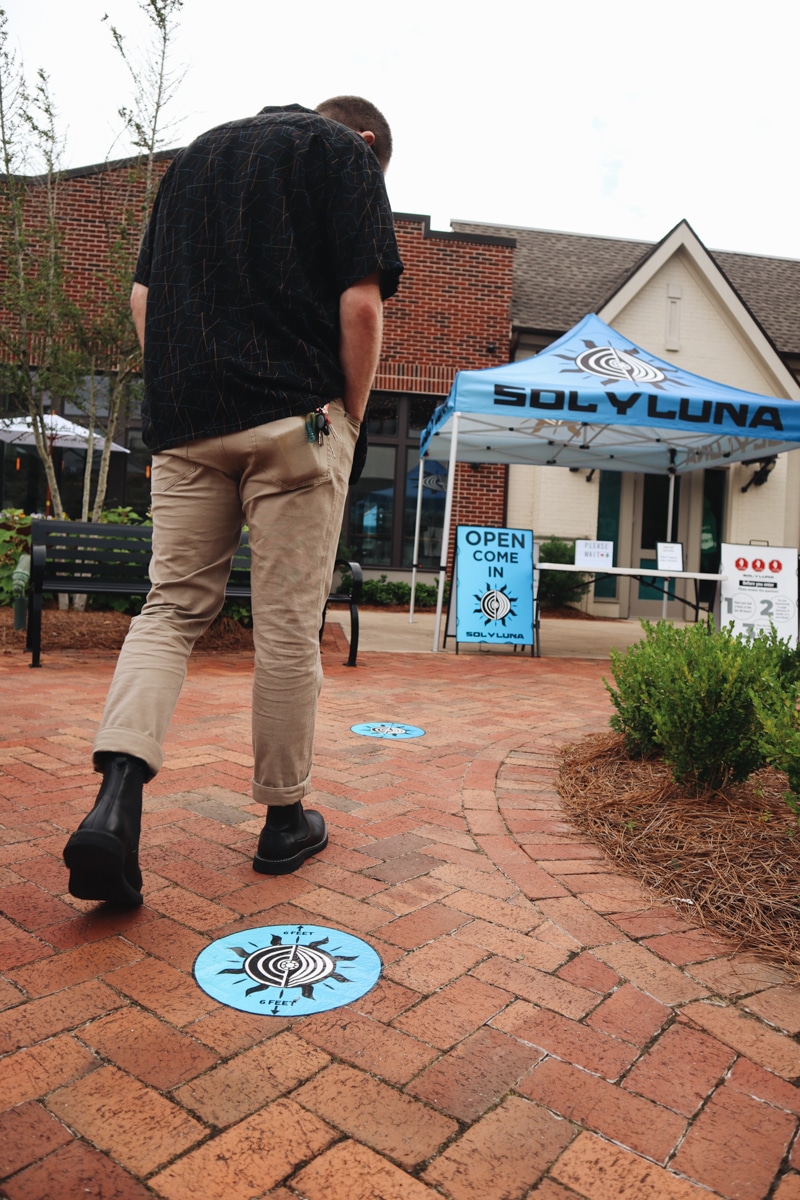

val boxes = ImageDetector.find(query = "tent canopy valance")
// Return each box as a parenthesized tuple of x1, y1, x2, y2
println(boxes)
(419, 313, 800, 474)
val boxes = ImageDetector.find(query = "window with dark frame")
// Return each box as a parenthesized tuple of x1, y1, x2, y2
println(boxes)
(341, 392, 447, 569)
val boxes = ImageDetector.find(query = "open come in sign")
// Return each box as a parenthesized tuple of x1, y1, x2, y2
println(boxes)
(455, 526, 534, 646)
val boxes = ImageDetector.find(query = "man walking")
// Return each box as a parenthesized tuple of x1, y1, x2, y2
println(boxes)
(63, 97, 403, 905)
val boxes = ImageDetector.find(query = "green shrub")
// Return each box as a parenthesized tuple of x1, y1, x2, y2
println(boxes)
(753, 680, 800, 808)
(335, 571, 445, 608)
(86, 593, 253, 622)
(751, 623, 800, 691)
(538, 537, 591, 609)
(220, 598, 252, 626)
(605, 619, 799, 793)
(604, 621, 665, 757)
(413, 581, 440, 608)
(0, 509, 32, 606)
(360, 575, 407, 606)
(86, 593, 145, 616)
(98, 506, 150, 525)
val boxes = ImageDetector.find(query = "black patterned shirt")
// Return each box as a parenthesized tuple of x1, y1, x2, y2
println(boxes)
(134, 104, 403, 452)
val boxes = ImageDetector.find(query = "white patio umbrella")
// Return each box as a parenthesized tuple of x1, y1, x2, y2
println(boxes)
(0, 413, 129, 452)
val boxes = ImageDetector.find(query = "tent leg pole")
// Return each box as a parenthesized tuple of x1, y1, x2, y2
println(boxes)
(409, 457, 425, 623)
(661, 472, 676, 620)
(433, 413, 460, 652)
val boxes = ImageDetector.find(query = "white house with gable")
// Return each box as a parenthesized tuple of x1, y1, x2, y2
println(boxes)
(454, 218, 800, 619)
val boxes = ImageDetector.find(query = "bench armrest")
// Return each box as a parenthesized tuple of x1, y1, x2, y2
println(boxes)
(334, 558, 362, 604)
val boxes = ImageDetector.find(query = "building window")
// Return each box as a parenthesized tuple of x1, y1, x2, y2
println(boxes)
(123, 431, 152, 516)
(341, 392, 447, 569)
(1, 442, 47, 514)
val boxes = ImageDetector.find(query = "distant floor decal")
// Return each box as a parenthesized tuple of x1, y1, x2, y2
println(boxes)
(193, 924, 382, 1016)
(350, 722, 425, 739)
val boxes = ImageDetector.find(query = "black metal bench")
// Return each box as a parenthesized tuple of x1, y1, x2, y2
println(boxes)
(27, 519, 361, 668)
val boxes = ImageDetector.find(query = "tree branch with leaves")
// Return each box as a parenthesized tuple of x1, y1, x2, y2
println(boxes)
(0, 10, 83, 519)
(0, 1, 186, 527)
(71, 0, 185, 519)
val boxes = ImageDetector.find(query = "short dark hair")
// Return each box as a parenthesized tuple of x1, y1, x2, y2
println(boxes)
(315, 95, 393, 170)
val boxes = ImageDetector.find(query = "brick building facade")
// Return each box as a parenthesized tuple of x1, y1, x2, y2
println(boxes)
(1, 161, 515, 576)
(364, 215, 513, 575)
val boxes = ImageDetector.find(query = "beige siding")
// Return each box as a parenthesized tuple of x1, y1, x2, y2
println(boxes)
(611, 249, 790, 396)
(506, 463, 600, 543)
(612, 252, 800, 550)
(508, 243, 800, 580)
(726, 454, 791, 547)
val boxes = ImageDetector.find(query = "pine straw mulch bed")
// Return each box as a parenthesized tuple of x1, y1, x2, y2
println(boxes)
(559, 732, 800, 973)
(0, 605, 255, 654)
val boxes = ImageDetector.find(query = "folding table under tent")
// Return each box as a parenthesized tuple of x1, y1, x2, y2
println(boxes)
(415, 314, 800, 650)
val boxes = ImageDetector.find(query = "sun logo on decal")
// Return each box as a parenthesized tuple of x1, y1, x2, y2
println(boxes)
(194, 924, 382, 1016)
(217, 928, 358, 1014)
(474, 583, 518, 625)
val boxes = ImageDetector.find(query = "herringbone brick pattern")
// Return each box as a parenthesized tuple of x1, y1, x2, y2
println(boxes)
(1, 628, 799, 1200)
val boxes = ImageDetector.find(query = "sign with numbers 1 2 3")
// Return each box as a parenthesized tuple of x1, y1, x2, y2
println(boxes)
(717, 543, 798, 648)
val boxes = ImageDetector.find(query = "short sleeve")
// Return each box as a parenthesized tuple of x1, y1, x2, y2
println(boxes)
(133, 165, 171, 287)
(321, 132, 403, 301)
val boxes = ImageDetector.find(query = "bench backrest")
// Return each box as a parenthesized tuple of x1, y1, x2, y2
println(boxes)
(31, 519, 253, 594)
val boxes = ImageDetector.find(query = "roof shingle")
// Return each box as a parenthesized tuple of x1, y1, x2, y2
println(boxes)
(452, 221, 800, 356)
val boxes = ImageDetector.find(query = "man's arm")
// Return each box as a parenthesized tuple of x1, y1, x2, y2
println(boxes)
(339, 272, 383, 422)
(130, 282, 148, 352)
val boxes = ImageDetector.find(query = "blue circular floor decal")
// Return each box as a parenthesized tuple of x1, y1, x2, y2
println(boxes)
(351, 722, 425, 739)
(194, 924, 382, 1016)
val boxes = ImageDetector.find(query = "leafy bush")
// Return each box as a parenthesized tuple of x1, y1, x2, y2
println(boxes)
(87, 593, 146, 616)
(362, 575, 408, 606)
(220, 598, 252, 626)
(0, 509, 32, 606)
(753, 680, 800, 808)
(538, 537, 591, 609)
(98, 506, 150, 525)
(604, 621, 665, 757)
(87, 592, 252, 622)
(335, 571, 445, 608)
(605, 619, 800, 793)
(413, 581, 441, 608)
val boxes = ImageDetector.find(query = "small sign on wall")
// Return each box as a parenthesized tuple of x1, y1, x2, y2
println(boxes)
(575, 540, 613, 568)
(718, 543, 798, 648)
(657, 542, 684, 572)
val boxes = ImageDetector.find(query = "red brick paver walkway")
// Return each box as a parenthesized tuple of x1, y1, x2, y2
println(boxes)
(1, 630, 799, 1200)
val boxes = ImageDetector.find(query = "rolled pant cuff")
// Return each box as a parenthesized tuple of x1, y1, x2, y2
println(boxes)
(252, 776, 311, 806)
(93, 731, 162, 781)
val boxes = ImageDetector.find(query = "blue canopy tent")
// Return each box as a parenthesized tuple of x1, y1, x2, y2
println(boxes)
(418, 314, 800, 647)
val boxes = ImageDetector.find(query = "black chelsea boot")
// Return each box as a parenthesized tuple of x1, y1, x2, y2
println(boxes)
(63, 753, 147, 905)
(252, 801, 328, 875)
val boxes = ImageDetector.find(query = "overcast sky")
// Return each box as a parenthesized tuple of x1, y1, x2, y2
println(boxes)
(4, 0, 798, 260)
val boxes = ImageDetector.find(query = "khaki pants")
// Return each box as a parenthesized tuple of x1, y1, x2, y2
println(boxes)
(94, 400, 359, 806)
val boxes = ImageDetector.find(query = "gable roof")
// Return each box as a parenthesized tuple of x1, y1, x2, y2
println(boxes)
(715, 249, 800, 356)
(452, 220, 800, 357)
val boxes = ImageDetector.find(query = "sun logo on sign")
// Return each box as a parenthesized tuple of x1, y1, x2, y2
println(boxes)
(474, 583, 518, 626)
